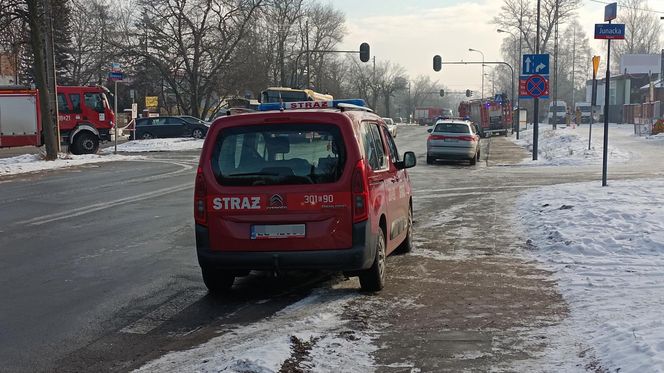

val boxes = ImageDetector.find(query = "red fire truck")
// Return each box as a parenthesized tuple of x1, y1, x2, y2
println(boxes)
(0, 85, 115, 154)
(458, 97, 512, 137)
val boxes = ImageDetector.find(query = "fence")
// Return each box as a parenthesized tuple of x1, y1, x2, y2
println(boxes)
(625, 101, 661, 136)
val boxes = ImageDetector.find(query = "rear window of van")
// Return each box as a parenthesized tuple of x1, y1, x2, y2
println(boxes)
(210, 124, 346, 186)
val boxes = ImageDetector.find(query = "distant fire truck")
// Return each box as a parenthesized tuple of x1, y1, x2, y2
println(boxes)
(0, 85, 115, 154)
(458, 96, 512, 137)
(415, 107, 453, 126)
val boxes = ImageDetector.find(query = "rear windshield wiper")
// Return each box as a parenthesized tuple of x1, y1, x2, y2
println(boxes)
(227, 172, 279, 177)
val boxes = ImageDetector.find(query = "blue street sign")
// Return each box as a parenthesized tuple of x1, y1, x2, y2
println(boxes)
(522, 54, 550, 75)
(108, 71, 124, 81)
(594, 23, 625, 40)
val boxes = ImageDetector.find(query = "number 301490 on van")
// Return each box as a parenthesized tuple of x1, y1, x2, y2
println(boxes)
(194, 99, 416, 293)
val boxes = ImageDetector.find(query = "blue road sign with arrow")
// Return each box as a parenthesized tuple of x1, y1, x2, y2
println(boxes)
(522, 54, 550, 75)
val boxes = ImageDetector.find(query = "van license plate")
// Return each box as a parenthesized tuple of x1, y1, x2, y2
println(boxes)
(251, 224, 306, 240)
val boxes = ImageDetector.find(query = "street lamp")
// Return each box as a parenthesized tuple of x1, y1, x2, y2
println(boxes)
(469, 48, 485, 99)
(497, 28, 522, 139)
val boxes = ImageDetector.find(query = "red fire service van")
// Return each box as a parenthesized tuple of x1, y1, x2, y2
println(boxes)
(194, 99, 416, 293)
(0, 86, 115, 154)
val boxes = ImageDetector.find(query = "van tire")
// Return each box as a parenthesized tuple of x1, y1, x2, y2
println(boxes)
(359, 227, 386, 292)
(395, 207, 413, 254)
(71, 132, 99, 155)
(470, 152, 478, 165)
(426, 156, 434, 165)
(201, 266, 235, 294)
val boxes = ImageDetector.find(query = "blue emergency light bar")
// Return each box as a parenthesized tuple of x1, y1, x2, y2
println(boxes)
(258, 99, 367, 111)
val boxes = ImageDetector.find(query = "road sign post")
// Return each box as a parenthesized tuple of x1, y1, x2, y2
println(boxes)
(589, 56, 600, 151)
(131, 103, 138, 140)
(108, 63, 125, 154)
(521, 53, 550, 161)
(595, 2, 624, 187)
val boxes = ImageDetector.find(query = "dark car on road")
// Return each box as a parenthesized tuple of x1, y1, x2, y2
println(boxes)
(134, 116, 209, 140)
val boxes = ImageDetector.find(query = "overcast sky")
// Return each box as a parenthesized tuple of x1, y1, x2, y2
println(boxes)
(330, 0, 663, 92)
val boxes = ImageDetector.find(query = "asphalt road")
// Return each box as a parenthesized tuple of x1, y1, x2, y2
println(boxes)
(1, 125, 663, 372)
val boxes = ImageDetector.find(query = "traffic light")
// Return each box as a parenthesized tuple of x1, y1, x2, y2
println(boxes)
(439, 89, 445, 97)
(433, 55, 442, 72)
(359, 43, 370, 63)
(465, 89, 472, 97)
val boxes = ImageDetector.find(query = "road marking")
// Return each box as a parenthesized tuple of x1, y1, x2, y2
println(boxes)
(16, 182, 192, 226)
(0, 159, 194, 205)
(120, 289, 207, 334)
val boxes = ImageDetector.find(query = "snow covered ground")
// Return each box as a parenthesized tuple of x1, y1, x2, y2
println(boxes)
(134, 285, 378, 373)
(512, 126, 631, 166)
(103, 138, 204, 153)
(0, 153, 137, 176)
(517, 178, 664, 371)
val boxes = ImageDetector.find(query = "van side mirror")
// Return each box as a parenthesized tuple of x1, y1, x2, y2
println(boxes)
(427, 128, 432, 133)
(396, 151, 416, 170)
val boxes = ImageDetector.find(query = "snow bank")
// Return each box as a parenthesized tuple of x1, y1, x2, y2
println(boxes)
(0, 153, 137, 176)
(517, 178, 664, 371)
(512, 127, 630, 166)
(134, 288, 377, 373)
(103, 138, 204, 153)
(646, 133, 664, 141)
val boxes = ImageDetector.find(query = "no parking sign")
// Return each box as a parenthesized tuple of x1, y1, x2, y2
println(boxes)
(519, 74, 550, 99)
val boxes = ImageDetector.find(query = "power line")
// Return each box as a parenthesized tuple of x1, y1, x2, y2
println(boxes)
(586, 0, 664, 15)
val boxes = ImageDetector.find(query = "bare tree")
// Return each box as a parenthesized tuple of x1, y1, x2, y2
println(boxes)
(265, 0, 304, 87)
(127, 0, 263, 119)
(494, 0, 581, 54)
(379, 62, 407, 117)
(0, 0, 61, 159)
(344, 56, 373, 105)
(409, 75, 438, 111)
(297, 2, 344, 89)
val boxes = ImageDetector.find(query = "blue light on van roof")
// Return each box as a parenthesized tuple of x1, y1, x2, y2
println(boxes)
(258, 99, 367, 111)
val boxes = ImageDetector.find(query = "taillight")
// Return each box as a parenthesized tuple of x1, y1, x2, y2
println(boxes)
(428, 134, 445, 141)
(351, 160, 369, 223)
(194, 166, 207, 225)
(458, 135, 477, 142)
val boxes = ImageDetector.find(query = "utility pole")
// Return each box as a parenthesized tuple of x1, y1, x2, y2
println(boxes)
(408, 80, 412, 123)
(372, 55, 376, 82)
(305, 20, 310, 88)
(533, 0, 541, 161)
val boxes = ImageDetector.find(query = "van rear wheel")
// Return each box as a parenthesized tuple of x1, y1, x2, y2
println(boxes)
(201, 266, 235, 294)
(359, 227, 386, 292)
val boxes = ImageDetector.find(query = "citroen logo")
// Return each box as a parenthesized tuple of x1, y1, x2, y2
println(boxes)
(269, 194, 285, 208)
